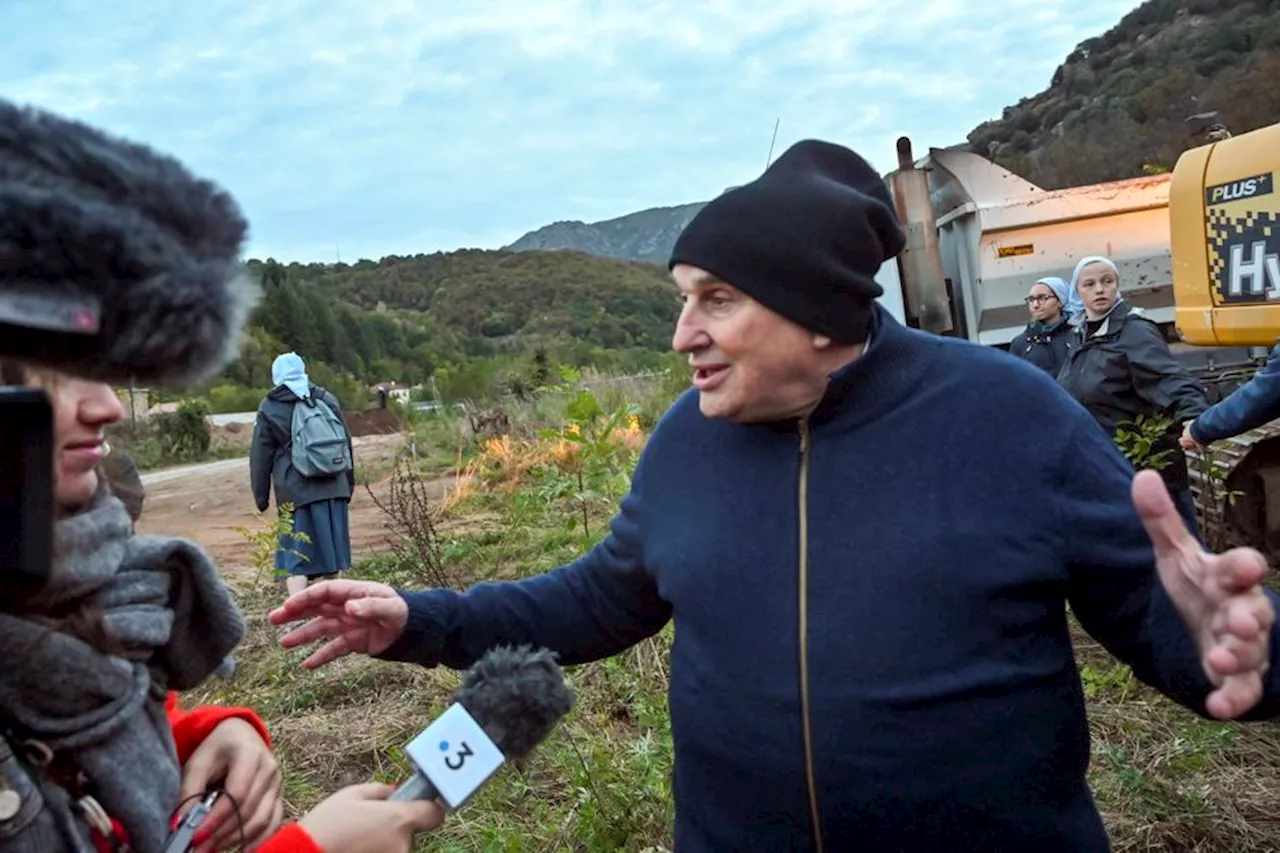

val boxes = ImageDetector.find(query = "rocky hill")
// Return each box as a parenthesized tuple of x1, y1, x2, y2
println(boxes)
(969, 0, 1280, 188)
(504, 202, 705, 265)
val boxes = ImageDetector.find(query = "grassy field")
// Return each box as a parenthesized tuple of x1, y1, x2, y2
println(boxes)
(190, 384, 1280, 852)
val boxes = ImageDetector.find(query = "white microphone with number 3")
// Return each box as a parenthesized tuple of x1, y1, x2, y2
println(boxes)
(390, 646, 575, 810)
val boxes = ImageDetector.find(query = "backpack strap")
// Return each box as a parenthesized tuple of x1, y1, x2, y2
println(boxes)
(312, 385, 335, 409)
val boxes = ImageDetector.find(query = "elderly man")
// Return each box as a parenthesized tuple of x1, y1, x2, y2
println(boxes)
(272, 140, 1280, 852)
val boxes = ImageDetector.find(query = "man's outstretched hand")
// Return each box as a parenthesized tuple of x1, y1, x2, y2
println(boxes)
(268, 579, 408, 669)
(1134, 469, 1276, 719)
(1178, 421, 1206, 452)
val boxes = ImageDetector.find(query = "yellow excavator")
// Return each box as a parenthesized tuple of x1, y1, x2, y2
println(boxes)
(882, 117, 1280, 557)
(1169, 118, 1280, 556)
(1171, 120, 1280, 346)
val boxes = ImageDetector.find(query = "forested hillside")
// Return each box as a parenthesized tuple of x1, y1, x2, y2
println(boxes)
(969, 0, 1280, 188)
(190, 252, 680, 411)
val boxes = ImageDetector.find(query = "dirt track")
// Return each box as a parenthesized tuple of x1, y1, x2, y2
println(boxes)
(136, 434, 434, 583)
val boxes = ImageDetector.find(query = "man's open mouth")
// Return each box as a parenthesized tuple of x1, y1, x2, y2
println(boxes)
(693, 365, 730, 390)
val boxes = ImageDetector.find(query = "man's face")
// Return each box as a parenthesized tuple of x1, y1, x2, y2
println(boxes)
(670, 264, 835, 423)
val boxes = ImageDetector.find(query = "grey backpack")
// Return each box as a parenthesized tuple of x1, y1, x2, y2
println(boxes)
(290, 392, 352, 478)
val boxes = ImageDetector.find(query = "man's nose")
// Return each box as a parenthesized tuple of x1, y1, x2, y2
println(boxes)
(671, 305, 707, 353)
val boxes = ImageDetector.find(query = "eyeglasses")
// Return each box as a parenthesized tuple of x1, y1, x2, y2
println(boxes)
(1025, 294, 1059, 305)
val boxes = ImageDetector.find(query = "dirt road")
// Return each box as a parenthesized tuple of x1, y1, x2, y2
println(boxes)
(136, 434, 425, 583)
(141, 456, 249, 486)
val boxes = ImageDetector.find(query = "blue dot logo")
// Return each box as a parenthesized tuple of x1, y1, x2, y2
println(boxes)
(439, 740, 449, 752)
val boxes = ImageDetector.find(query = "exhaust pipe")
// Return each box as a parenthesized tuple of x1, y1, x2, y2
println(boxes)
(887, 137, 953, 335)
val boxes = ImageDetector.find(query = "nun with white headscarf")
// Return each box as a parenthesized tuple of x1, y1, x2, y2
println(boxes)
(1009, 276, 1075, 376)
(250, 352, 356, 602)
(1056, 256, 1210, 533)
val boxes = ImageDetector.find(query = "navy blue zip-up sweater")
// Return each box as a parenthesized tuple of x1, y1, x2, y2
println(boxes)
(378, 306, 1280, 852)
(1190, 343, 1280, 444)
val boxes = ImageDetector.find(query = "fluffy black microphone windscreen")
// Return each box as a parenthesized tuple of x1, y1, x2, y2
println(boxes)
(389, 645, 575, 805)
(454, 645, 575, 760)
(0, 98, 258, 387)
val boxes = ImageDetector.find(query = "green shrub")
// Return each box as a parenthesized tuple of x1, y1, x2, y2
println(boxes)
(155, 399, 212, 462)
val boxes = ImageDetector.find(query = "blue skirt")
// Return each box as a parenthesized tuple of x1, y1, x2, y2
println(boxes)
(276, 499, 352, 577)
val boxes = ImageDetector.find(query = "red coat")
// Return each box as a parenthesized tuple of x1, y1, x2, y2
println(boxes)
(89, 693, 323, 853)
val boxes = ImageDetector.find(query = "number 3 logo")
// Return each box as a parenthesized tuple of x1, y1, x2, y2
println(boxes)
(441, 741, 474, 770)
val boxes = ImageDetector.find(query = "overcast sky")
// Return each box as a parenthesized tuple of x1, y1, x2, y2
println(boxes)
(4, 0, 1139, 263)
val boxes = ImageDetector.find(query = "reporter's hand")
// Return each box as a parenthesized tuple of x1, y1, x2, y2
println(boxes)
(178, 718, 283, 853)
(268, 579, 408, 669)
(298, 783, 444, 853)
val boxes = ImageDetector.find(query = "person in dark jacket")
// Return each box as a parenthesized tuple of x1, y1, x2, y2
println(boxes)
(251, 352, 356, 599)
(1057, 255, 1210, 533)
(270, 142, 1280, 853)
(1181, 343, 1280, 450)
(1008, 276, 1074, 376)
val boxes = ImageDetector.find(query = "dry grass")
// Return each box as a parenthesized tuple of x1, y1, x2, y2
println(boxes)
(1072, 620, 1280, 852)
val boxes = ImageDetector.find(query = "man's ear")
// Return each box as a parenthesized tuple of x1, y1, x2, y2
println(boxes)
(812, 334, 833, 350)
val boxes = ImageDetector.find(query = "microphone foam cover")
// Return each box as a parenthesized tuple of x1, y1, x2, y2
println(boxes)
(455, 645, 575, 760)
(0, 98, 258, 386)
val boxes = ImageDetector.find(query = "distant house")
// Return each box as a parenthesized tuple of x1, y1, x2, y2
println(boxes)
(113, 387, 150, 422)
(369, 382, 415, 405)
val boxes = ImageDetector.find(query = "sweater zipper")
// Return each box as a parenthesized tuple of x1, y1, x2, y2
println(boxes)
(797, 418, 824, 852)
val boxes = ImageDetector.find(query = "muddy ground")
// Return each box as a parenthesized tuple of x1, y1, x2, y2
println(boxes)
(136, 433, 445, 583)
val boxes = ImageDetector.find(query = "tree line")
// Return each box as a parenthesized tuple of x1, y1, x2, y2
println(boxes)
(176, 252, 680, 413)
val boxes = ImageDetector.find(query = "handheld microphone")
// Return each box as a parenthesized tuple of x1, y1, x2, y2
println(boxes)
(0, 97, 258, 387)
(390, 645, 575, 809)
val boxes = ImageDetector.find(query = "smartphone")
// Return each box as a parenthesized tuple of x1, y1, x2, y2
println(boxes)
(0, 387, 53, 604)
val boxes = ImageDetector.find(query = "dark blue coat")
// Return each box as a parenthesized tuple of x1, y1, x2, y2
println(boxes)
(1190, 343, 1280, 443)
(377, 306, 1280, 852)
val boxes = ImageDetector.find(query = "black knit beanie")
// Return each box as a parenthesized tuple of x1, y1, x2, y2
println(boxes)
(668, 139, 905, 344)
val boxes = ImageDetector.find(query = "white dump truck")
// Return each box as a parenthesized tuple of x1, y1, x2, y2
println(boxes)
(874, 130, 1280, 558)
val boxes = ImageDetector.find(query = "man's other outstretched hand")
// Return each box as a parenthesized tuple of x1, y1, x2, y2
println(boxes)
(1134, 469, 1276, 720)
(269, 580, 408, 669)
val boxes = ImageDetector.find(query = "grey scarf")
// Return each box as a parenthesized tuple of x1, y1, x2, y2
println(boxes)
(0, 487, 245, 853)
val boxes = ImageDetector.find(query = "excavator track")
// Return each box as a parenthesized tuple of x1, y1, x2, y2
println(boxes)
(1186, 421, 1280, 566)
(1179, 362, 1280, 565)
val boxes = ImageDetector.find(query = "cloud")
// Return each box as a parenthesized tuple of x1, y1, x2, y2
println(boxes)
(1, 0, 1139, 262)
